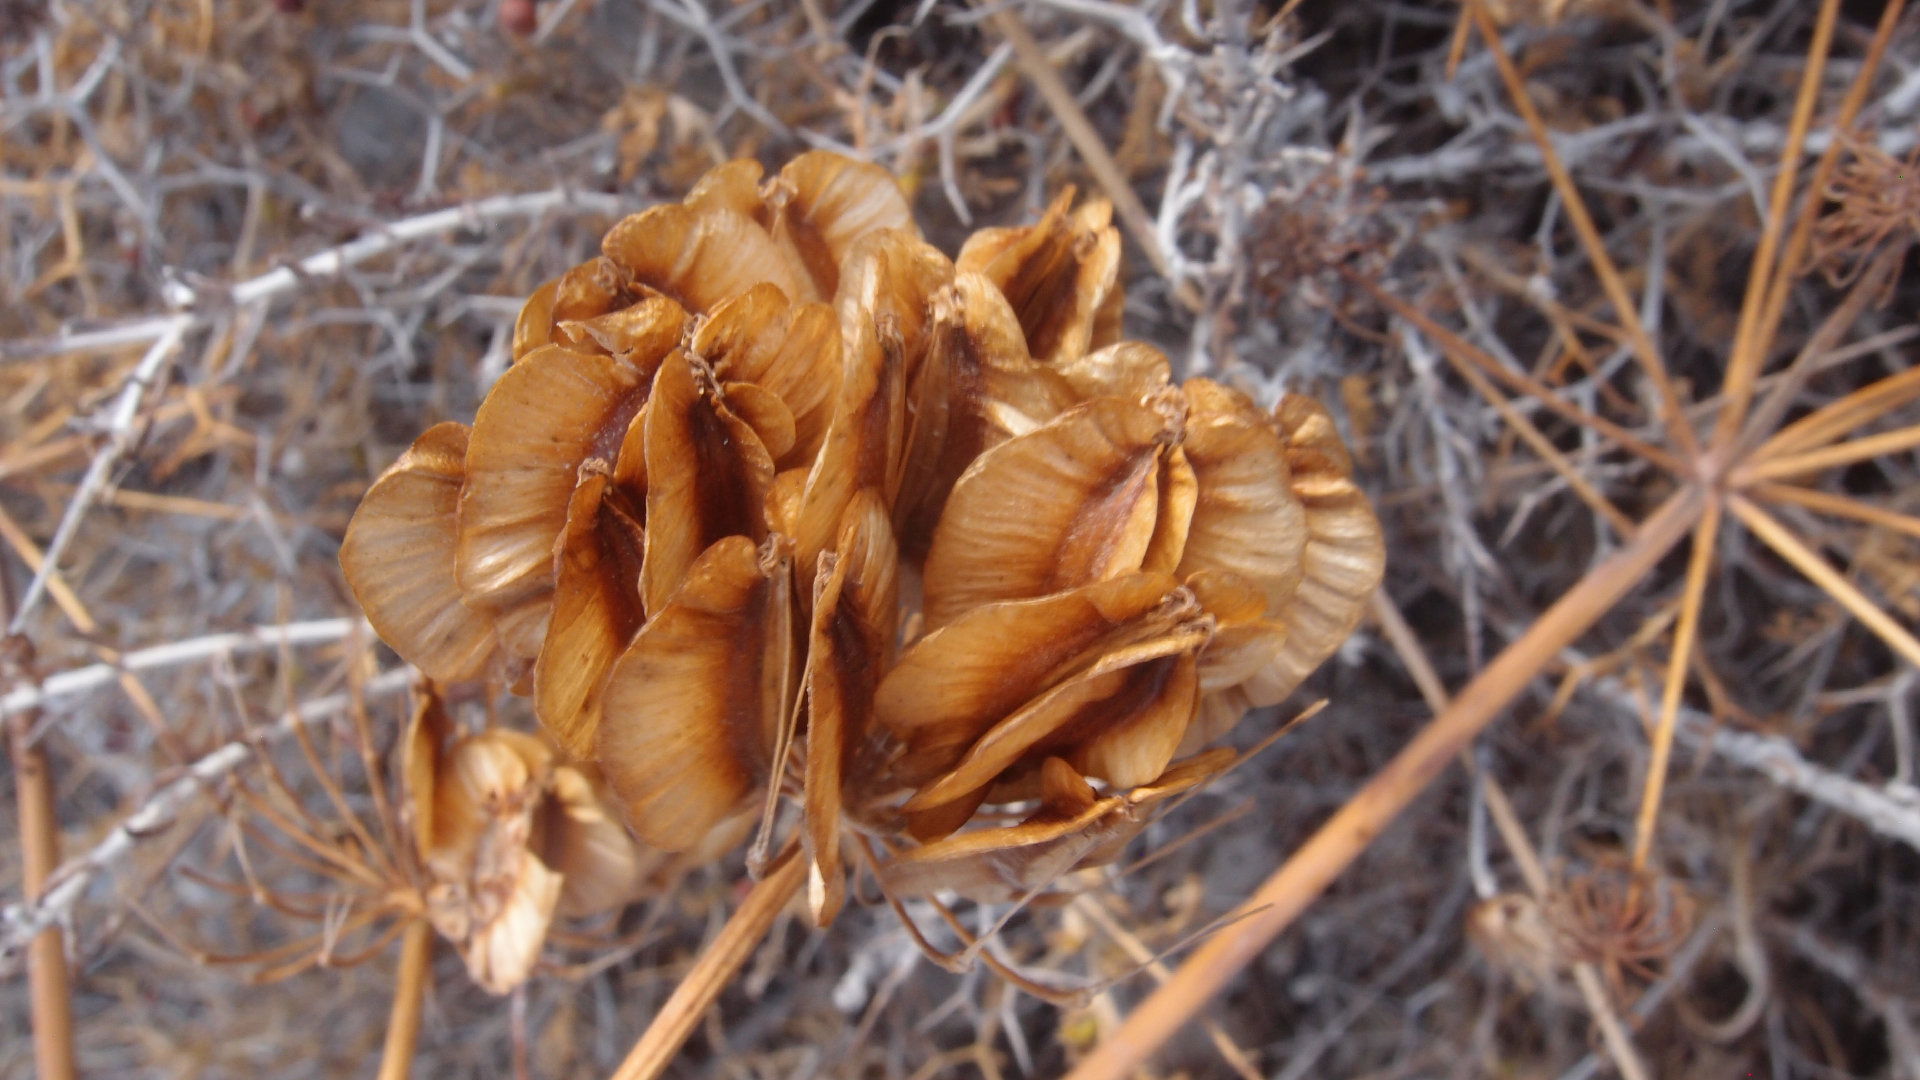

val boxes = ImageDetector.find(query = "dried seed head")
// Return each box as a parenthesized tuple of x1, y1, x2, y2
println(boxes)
(345, 151, 1385, 935)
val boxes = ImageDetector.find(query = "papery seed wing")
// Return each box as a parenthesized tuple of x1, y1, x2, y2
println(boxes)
(548, 257, 637, 351)
(597, 535, 794, 851)
(904, 620, 1208, 810)
(802, 489, 900, 925)
(402, 685, 456, 858)
(560, 295, 686, 372)
(957, 190, 1121, 363)
(639, 353, 776, 617)
(881, 779, 1122, 904)
(695, 285, 842, 467)
(1175, 405, 1309, 614)
(602, 203, 814, 311)
(1071, 747, 1236, 871)
(1236, 396, 1385, 708)
(1049, 341, 1172, 403)
(875, 572, 1177, 782)
(539, 764, 658, 918)
(894, 274, 1078, 555)
(534, 468, 645, 759)
(720, 381, 798, 463)
(833, 229, 954, 390)
(684, 158, 767, 221)
(343, 423, 499, 684)
(456, 848, 563, 995)
(457, 346, 650, 660)
(922, 395, 1175, 628)
(770, 151, 919, 298)
(512, 279, 559, 360)
(795, 314, 907, 577)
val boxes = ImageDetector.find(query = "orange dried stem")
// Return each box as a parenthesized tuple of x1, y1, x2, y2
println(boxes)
(1064, 487, 1704, 1080)
(610, 848, 806, 1080)
(1750, 482, 1920, 542)
(11, 713, 77, 1080)
(1743, 0, 1910, 423)
(1727, 493, 1920, 670)
(1628, 499, 1721, 874)
(1736, 423, 1920, 485)
(377, 920, 434, 1080)
(1757, 366, 1920, 461)
(1468, 0, 1698, 463)
(1711, 0, 1843, 450)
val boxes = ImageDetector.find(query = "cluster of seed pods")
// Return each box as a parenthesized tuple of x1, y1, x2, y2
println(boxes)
(340, 151, 1384, 990)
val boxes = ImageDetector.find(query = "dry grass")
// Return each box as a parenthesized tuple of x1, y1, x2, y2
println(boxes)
(6, 1, 1920, 1078)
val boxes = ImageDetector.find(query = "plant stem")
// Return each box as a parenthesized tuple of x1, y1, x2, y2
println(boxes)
(377, 919, 434, 1080)
(1064, 486, 1704, 1080)
(11, 711, 77, 1080)
(610, 847, 805, 1080)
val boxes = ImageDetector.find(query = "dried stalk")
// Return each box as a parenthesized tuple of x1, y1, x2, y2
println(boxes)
(377, 920, 435, 1080)
(1628, 500, 1721, 873)
(10, 706, 78, 1080)
(1066, 488, 1704, 1080)
(610, 848, 807, 1080)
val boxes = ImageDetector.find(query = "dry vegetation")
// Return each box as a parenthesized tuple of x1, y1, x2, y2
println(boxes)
(5, 1, 1920, 1078)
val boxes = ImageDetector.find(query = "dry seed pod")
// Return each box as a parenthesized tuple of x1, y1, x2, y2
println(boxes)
(794, 313, 908, 578)
(538, 763, 660, 917)
(767, 150, 921, 299)
(532, 464, 644, 759)
(692, 284, 842, 469)
(407, 709, 561, 995)
(876, 572, 1213, 836)
(1049, 340, 1172, 402)
(638, 351, 777, 617)
(683, 158, 767, 219)
(880, 749, 1232, 903)
(893, 273, 1080, 555)
(957, 189, 1122, 364)
(341, 423, 498, 684)
(802, 489, 900, 924)
(603, 202, 817, 311)
(597, 534, 796, 851)
(1179, 394, 1385, 752)
(404, 695, 652, 993)
(898, 591, 1209, 816)
(921, 394, 1186, 630)
(456, 301, 682, 660)
(833, 228, 955, 391)
(1175, 380, 1310, 613)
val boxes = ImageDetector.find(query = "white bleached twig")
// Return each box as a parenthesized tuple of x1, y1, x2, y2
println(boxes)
(9, 322, 189, 633)
(0, 618, 367, 720)
(4, 188, 634, 363)
(0, 666, 415, 974)
(1583, 672, 1920, 852)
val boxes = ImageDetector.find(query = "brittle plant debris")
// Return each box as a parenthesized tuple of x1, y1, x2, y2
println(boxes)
(7, 3, 1920, 1080)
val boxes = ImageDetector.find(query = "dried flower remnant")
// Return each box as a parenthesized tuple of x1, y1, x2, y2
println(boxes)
(404, 692, 653, 994)
(1811, 134, 1920, 302)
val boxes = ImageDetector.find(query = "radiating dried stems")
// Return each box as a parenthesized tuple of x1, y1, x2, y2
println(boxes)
(1068, 1, 1920, 1075)
(340, 147, 1385, 1064)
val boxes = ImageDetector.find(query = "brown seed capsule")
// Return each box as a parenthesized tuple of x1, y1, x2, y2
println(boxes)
(403, 692, 650, 994)
(341, 423, 498, 684)
(596, 534, 796, 851)
(957, 189, 1122, 364)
